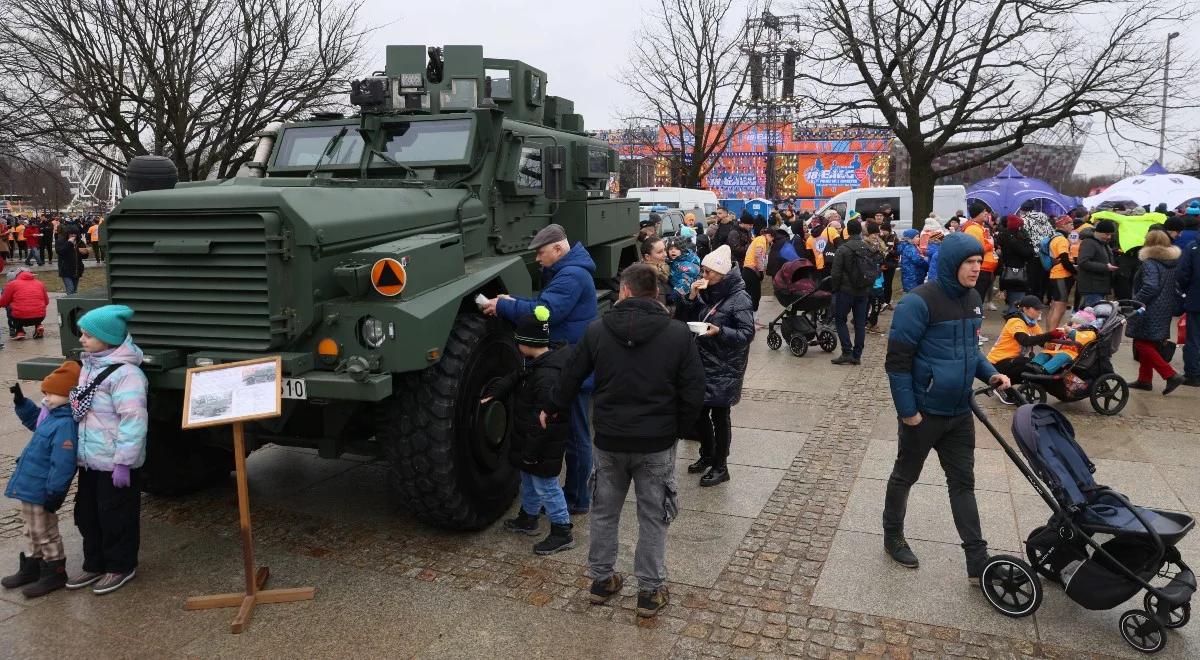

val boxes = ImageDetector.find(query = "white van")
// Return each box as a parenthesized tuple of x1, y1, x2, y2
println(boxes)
(626, 187, 720, 219)
(814, 185, 967, 233)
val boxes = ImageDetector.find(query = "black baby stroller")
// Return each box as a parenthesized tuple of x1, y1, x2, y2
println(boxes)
(765, 258, 836, 357)
(1016, 300, 1143, 416)
(970, 388, 1195, 653)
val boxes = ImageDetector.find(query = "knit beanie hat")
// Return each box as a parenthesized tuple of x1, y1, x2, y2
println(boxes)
(1094, 219, 1117, 234)
(701, 244, 733, 275)
(1070, 309, 1096, 326)
(78, 304, 134, 346)
(1188, 202, 1200, 216)
(1165, 216, 1185, 233)
(514, 305, 551, 347)
(902, 228, 919, 240)
(846, 219, 862, 235)
(41, 360, 81, 397)
(922, 216, 940, 232)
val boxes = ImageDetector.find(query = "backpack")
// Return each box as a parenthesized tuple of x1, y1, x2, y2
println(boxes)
(846, 244, 882, 290)
(1039, 235, 1055, 271)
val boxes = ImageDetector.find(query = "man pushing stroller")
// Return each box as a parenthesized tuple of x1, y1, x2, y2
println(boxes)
(884, 233, 1011, 583)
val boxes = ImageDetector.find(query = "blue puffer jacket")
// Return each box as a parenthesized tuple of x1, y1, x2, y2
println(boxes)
(1176, 239, 1200, 313)
(498, 242, 598, 344)
(5, 401, 78, 510)
(886, 233, 998, 419)
(898, 240, 928, 292)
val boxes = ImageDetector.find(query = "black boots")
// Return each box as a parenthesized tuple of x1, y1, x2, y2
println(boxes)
(22, 559, 67, 598)
(687, 457, 711, 474)
(884, 535, 919, 568)
(503, 510, 540, 536)
(1, 552, 40, 589)
(534, 523, 575, 555)
(699, 467, 730, 487)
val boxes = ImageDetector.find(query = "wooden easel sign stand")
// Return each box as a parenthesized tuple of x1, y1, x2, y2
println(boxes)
(179, 356, 315, 633)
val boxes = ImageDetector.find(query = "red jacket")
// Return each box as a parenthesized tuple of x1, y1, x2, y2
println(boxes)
(0, 271, 49, 319)
(24, 225, 41, 246)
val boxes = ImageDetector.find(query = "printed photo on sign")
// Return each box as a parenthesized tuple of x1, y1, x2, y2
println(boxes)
(184, 358, 282, 427)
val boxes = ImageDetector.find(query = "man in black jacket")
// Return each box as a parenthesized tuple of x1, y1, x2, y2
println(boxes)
(1075, 220, 1118, 308)
(830, 220, 878, 365)
(544, 263, 704, 619)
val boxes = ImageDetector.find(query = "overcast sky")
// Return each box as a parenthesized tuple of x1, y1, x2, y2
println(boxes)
(365, 0, 1199, 177)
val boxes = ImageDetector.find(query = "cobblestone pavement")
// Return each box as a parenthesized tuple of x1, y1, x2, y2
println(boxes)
(0, 296, 1196, 658)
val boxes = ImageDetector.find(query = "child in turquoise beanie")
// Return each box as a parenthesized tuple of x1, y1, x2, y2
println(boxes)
(67, 304, 148, 595)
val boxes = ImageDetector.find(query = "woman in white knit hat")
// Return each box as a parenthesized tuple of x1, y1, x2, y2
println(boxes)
(680, 245, 755, 487)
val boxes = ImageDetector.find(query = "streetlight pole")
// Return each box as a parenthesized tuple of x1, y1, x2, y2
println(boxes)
(1159, 31, 1180, 165)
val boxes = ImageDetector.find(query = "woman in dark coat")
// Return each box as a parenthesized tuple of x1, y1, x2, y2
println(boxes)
(996, 215, 1035, 313)
(54, 227, 88, 295)
(682, 244, 755, 487)
(1128, 230, 1184, 393)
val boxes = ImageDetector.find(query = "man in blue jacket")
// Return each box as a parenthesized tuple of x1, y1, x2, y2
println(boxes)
(882, 233, 1010, 582)
(1175, 232, 1200, 386)
(482, 224, 598, 513)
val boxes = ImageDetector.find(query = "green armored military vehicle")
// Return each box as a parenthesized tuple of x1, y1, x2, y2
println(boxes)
(18, 45, 639, 530)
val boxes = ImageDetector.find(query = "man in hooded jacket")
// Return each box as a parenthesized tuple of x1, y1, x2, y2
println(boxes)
(544, 263, 704, 618)
(883, 233, 1011, 582)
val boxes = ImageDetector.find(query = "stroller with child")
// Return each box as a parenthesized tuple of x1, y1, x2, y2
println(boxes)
(1015, 301, 1142, 416)
(969, 388, 1194, 653)
(764, 258, 836, 357)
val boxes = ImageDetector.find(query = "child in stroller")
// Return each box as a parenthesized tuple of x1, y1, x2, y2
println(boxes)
(969, 389, 1195, 654)
(1017, 301, 1140, 416)
(764, 258, 837, 357)
(1027, 309, 1099, 375)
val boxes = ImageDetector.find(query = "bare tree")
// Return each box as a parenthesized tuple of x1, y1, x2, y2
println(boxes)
(0, 0, 367, 182)
(790, 0, 1195, 219)
(0, 152, 70, 209)
(619, 0, 766, 189)
(1177, 138, 1200, 173)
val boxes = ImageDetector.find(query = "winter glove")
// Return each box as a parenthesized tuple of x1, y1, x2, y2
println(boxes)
(1050, 328, 1067, 340)
(44, 495, 65, 514)
(10, 384, 23, 406)
(112, 464, 131, 489)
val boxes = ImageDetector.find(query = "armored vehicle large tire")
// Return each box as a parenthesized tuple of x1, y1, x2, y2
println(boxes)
(377, 314, 521, 530)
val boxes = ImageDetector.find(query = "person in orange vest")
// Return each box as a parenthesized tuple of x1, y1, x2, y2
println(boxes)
(87, 219, 103, 264)
(960, 205, 999, 308)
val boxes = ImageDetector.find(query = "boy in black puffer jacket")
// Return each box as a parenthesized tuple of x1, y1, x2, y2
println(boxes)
(483, 306, 574, 555)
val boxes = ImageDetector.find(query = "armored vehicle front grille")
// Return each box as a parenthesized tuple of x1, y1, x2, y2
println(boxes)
(106, 214, 277, 351)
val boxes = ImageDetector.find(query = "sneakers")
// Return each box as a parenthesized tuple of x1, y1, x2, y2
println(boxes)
(686, 457, 711, 474)
(967, 553, 991, 587)
(22, 559, 67, 598)
(1, 552, 41, 589)
(987, 302, 998, 311)
(1130, 381, 1153, 391)
(33, 325, 44, 339)
(533, 523, 574, 555)
(503, 510, 541, 536)
(995, 389, 1019, 406)
(92, 570, 136, 595)
(65, 570, 103, 590)
(589, 574, 623, 604)
(13, 330, 25, 341)
(1164, 375, 1185, 396)
(831, 354, 857, 366)
(884, 535, 919, 568)
(699, 466, 729, 487)
(636, 587, 670, 618)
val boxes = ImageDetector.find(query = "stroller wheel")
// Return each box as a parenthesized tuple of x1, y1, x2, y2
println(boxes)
(1144, 592, 1190, 629)
(1090, 373, 1130, 416)
(766, 330, 782, 351)
(980, 555, 1042, 618)
(1120, 609, 1167, 653)
(789, 334, 809, 357)
(817, 330, 837, 353)
(1016, 382, 1048, 405)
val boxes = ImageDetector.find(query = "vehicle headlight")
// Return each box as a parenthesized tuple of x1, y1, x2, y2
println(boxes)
(358, 316, 386, 349)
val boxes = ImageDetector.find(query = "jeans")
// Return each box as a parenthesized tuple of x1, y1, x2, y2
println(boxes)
(519, 471, 570, 525)
(1185, 311, 1200, 380)
(882, 412, 987, 569)
(74, 468, 142, 574)
(564, 392, 593, 513)
(588, 446, 678, 591)
(1081, 292, 1104, 308)
(695, 405, 732, 468)
(62, 277, 79, 295)
(833, 292, 869, 358)
(24, 246, 42, 266)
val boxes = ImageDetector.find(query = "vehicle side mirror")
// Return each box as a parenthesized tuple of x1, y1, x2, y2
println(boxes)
(542, 146, 567, 201)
